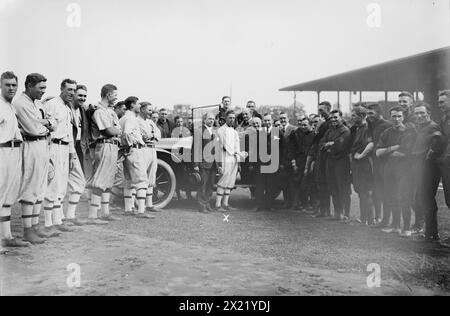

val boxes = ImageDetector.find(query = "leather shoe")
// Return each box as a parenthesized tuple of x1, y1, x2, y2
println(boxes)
(146, 206, 161, 213)
(62, 219, 75, 226)
(2, 238, 31, 248)
(65, 218, 86, 226)
(212, 206, 227, 212)
(85, 218, 109, 225)
(43, 226, 63, 237)
(0, 246, 8, 255)
(135, 213, 156, 219)
(223, 205, 238, 212)
(23, 228, 46, 244)
(34, 226, 61, 238)
(55, 224, 75, 232)
(198, 205, 209, 213)
(101, 215, 121, 221)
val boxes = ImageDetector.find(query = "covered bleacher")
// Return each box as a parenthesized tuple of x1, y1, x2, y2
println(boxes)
(280, 46, 450, 119)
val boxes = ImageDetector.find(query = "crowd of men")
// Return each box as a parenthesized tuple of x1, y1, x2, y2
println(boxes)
(1, 70, 450, 254)
(0, 72, 164, 254)
(192, 93, 450, 246)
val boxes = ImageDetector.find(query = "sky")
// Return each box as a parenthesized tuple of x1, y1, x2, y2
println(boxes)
(1, 0, 449, 114)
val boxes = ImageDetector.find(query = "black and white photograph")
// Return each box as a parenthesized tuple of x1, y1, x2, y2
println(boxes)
(0, 0, 450, 299)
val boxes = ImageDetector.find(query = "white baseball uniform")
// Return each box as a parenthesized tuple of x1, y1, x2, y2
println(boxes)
(13, 93, 51, 205)
(217, 124, 241, 190)
(86, 103, 121, 192)
(0, 95, 23, 208)
(137, 116, 161, 187)
(44, 96, 75, 203)
(119, 111, 147, 190)
(67, 107, 86, 201)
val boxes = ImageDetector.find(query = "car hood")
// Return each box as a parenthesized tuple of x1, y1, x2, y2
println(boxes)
(156, 136, 193, 150)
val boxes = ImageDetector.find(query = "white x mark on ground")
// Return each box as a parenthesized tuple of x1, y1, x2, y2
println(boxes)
(223, 214, 230, 223)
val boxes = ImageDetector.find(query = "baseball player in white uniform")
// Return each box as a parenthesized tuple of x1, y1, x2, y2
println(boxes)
(109, 101, 127, 203)
(137, 102, 161, 212)
(215, 110, 247, 212)
(43, 79, 79, 233)
(0, 72, 30, 253)
(119, 97, 155, 219)
(13, 73, 58, 244)
(66, 85, 88, 226)
(86, 84, 121, 224)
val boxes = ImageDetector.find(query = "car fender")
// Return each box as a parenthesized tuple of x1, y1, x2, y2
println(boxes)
(156, 148, 182, 164)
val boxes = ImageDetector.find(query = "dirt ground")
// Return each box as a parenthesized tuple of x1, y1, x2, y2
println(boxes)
(1, 188, 450, 296)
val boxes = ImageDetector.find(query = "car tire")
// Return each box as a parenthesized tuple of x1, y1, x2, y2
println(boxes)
(153, 159, 176, 209)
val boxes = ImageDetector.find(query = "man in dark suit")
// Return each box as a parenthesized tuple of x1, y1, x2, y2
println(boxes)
(246, 101, 262, 122)
(71, 85, 91, 172)
(253, 113, 280, 212)
(244, 117, 263, 200)
(157, 108, 175, 138)
(350, 107, 375, 225)
(313, 101, 333, 217)
(278, 112, 296, 209)
(173, 116, 193, 200)
(367, 103, 392, 226)
(410, 102, 441, 236)
(376, 107, 416, 235)
(236, 109, 252, 132)
(289, 116, 315, 210)
(236, 100, 262, 126)
(215, 96, 231, 127)
(320, 109, 352, 221)
(193, 112, 218, 213)
(420, 91, 450, 243)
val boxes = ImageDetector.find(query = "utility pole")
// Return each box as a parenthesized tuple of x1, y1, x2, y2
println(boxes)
(294, 91, 297, 114)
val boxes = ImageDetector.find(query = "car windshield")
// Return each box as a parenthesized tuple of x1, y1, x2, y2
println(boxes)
(191, 104, 220, 129)
(157, 104, 220, 151)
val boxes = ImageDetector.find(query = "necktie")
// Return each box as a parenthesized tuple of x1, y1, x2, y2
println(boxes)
(211, 130, 215, 156)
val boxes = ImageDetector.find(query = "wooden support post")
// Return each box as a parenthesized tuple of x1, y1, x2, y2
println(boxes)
(317, 91, 321, 112)
(337, 91, 340, 110)
(294, 91, 297, 114)
(350, 92, 353, 110)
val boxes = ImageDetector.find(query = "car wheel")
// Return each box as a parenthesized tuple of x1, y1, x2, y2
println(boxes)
(153, 159, 176, 209)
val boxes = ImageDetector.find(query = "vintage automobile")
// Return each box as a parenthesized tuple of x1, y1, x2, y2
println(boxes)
(144, 104, 282, 209)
